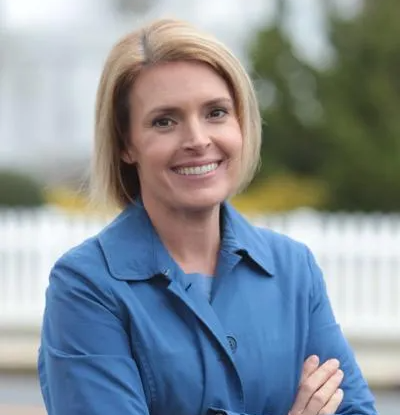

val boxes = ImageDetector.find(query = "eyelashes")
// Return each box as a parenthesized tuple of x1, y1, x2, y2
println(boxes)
(207, 108, 228, 119)
(151, 107, 230, 130)
(152, 118, 175, 128)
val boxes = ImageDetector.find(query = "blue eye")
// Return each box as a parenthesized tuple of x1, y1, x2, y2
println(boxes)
(152, 118, 174, 128)
(208, 108, 228, 119)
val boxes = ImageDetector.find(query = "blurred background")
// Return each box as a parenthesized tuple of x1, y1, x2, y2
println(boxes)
(0, 0, 399, 414)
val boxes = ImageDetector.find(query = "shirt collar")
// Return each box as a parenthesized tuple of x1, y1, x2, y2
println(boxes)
(98, 201, 175, 281)
(98, 201, 275, 281)
(221, 203, 275, 276)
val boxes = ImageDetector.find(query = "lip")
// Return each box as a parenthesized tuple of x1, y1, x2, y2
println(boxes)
(171, 159, 223, 169)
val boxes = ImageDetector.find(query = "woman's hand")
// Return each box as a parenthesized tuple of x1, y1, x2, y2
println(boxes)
(289, 355, 344, 415)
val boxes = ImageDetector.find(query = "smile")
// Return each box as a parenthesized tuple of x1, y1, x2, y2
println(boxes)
(173, 162, 220, 176)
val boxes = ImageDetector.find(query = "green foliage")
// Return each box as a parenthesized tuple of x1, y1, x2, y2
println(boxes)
(251, 27, 331, 179)
(0, 170, 46, 207)
(249, 0, 400, 212)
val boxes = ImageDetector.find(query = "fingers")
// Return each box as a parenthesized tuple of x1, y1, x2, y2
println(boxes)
(291, 355, 319, 414)
(300, 355, 320, 384)
(290, 358, 340, 414)
(303, 369, 344, 415)
(319, 388, 344, 415)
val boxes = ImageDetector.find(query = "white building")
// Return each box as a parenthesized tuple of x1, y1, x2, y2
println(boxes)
(0, 0, 153, 184)
(0, 0, 315, 185)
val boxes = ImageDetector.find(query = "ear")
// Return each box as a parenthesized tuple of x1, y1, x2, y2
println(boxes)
(121, 148, 136, 165)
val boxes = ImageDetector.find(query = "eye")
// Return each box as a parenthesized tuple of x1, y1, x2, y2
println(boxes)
(152, 117, 175, 128)
(208, 108, 228, 119)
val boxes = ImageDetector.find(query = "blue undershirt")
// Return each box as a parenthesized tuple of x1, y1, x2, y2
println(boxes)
(185, 273, 214, 302)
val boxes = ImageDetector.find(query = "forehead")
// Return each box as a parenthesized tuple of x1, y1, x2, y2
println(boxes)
(130, 61, 232, 107)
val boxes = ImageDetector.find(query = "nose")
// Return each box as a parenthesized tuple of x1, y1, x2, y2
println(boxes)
(182, 118, 211, 151)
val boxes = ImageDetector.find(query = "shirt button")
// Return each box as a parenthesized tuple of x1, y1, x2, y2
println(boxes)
(227, 335, 237, 353)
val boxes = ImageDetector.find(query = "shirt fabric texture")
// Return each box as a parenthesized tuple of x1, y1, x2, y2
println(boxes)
(38, 202, 377, 415)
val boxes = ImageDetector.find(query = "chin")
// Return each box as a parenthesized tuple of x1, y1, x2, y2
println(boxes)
(176, 191, 227, 212)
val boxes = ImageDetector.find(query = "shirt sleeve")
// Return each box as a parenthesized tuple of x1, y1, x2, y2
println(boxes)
(38, 257, 151, 415)
(305, 246, 378, 415)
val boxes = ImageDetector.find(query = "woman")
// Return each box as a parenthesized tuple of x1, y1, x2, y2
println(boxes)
(38, 19, 377, 415)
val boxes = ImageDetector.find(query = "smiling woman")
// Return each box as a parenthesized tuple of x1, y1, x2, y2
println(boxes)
(91, 19, 261, 212)
(38, 18, 378, 415)
(121, 61, 243, 215)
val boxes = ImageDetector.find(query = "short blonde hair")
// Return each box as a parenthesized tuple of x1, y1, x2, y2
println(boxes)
(91, 18, 262, 210)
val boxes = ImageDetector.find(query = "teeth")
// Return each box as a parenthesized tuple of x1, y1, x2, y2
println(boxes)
(174, 162, 219, 176)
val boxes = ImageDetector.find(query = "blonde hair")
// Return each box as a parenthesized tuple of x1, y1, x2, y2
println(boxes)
(91, 18, 262, 210)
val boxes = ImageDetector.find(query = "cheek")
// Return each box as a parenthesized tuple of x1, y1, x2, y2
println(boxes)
(214, 118, 242, 146)
(229, 119, 244, 146)
(234, 131, 244, 151)
(136, 141, 173, 167)
(224, 125, 243, 156)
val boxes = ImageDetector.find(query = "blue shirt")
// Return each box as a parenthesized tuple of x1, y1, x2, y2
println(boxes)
(38, 202, 377, 415)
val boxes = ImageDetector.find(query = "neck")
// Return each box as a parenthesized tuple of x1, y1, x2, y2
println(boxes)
(142, 198, 222, 276)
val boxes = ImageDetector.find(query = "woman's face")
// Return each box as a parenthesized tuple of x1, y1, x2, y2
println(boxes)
(125, 60, 243, 213)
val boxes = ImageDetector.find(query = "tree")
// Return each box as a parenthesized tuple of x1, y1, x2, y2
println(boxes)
(0, 170, 45, 207)
(249, 0, 400, 212)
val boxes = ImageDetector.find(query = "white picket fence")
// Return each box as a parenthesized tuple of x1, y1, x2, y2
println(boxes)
(1, 207, 400, 340)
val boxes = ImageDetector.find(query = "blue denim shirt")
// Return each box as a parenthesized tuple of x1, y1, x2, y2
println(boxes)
(38, 202, 377, 415)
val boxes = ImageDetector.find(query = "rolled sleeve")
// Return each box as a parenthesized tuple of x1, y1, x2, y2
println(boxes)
(305, 247, 378, 415)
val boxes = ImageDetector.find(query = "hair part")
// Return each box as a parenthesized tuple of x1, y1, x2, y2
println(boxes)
(91, 18, 262, 210)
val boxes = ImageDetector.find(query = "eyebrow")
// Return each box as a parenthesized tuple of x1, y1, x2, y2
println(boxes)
(146, 97, 234, 118)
